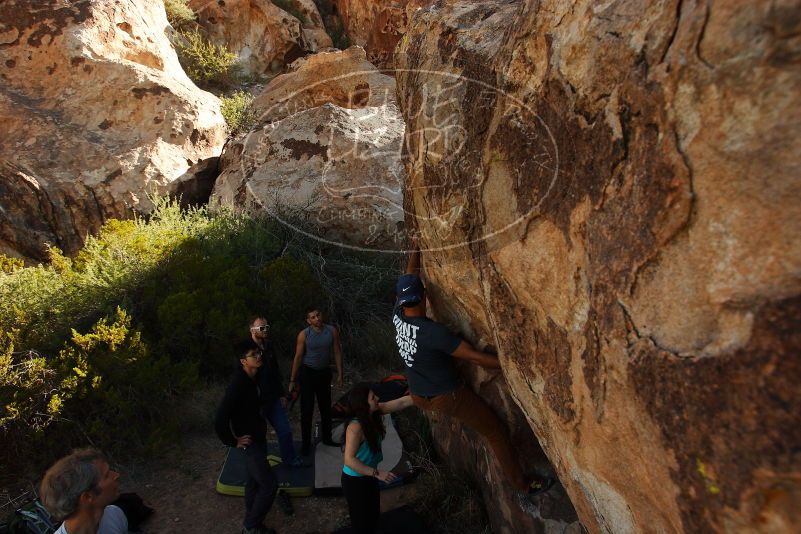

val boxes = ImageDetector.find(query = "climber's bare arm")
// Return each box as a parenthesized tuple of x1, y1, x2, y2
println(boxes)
(451, 341, 501, 369)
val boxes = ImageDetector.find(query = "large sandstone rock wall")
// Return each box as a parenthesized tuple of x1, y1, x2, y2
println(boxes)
(396, 1, 801, 532)
(0, 0, 226, 261)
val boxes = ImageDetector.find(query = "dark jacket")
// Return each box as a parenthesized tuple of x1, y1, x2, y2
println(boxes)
(214, 366, 267, 447)
(256, 339, 286, 407)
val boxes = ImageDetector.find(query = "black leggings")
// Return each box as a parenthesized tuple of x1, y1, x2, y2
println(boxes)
(341, 472, 379, 534)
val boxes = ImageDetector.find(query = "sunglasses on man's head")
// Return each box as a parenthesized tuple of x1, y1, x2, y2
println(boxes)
(246, 350, 263, 359)
(250, 325, 270, 332)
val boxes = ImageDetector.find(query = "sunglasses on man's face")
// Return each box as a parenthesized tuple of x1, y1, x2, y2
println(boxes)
(250, 325, 270, 332)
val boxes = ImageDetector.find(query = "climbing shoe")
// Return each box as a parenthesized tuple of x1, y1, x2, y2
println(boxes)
(527, 476, 555, 497)
(277, 491, 294, 516)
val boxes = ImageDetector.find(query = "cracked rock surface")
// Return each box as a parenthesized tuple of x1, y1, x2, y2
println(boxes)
(396, 0, 801, 532)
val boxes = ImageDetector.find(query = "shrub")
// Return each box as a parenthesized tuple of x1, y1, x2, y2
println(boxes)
(0, 331, 70, 436)
(220, 91, 256, 134)
(0, 198, 401, 476)
(175, 29, 239, 88)
(164, 0, 196, 30)
(0, 255, 23, 274)
(0, 308, 197, 472)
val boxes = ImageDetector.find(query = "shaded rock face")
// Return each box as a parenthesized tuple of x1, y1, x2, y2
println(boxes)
(251, 46, 395, 122)
(168, 156, 221, 209)
(0, 0, 226, 262)
(319, 0, 434, 67)
(189, 0, 323, 75)
(425, 356, 580, 533)
(396, 1, 801, 533)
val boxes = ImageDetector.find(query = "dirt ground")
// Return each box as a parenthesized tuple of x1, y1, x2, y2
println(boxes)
(1, 374, 485, 534)
(119, 384, 424, 534)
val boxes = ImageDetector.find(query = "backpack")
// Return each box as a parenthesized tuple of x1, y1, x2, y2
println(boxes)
(1, 497, 56, 534)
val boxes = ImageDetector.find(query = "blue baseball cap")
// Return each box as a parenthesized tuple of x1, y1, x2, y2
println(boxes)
(396, 274, 425, 307)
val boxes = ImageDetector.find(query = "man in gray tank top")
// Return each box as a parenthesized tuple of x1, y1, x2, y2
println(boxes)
(289, 307, 344, 455)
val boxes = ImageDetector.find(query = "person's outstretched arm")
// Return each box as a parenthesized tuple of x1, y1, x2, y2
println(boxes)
(405, 237, 420, 275)
(451, 341, 501, 369)
(332, 326, 344, 387)
(289, 330, 306, 392)
(379, 395, 413, 414)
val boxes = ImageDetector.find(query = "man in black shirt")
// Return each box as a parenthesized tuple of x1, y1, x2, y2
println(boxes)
(393, 241, 554, 504)
(215, 341, 278, 534)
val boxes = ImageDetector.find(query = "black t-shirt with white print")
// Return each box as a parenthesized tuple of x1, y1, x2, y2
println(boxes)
(393, 305, 462, 397)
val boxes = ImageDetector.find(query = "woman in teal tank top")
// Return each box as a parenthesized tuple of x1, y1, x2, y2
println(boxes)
(341, 383, 413, 533)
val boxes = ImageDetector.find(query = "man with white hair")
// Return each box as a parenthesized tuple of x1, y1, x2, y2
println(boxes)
(40, 448, 128, 534)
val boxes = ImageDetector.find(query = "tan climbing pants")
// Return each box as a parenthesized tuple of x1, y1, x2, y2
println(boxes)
(411, 383, 526, 491)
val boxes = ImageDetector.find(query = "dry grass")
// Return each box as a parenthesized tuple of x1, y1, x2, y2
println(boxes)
(393, 409, 492, 534)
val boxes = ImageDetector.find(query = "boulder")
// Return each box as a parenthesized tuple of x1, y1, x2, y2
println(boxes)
(0, 0, 226, 262)
(397, 0, 801, 533)
(188, 0, 306, 75)
(251, 46, 396, 122)
(211, 102, 405, 251)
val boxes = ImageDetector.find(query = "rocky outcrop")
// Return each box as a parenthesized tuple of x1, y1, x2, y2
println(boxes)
(211, 101, 405, 251)
(251, 46, 395, 122)
(188, 0, 331, 75)
(290, 0, 333, 52)
(315, 0, 434, 67)
(0, 0, 226, 262)
(212, 48, 404, 251)
(397, 1, 801, 533)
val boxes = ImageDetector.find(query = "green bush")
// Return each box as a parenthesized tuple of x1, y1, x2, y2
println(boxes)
(0, 255, 23, 274)
(220, 91, 256, 134)
(164, 0, 196, 30)
(0, 198, 400, 476)
(175, 29, 239, 88)
(1, 308, 197, 470)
